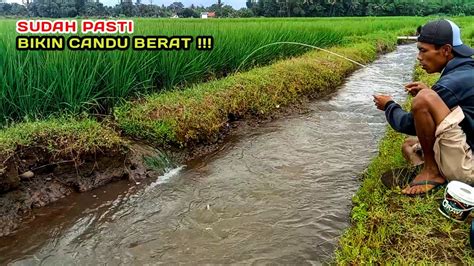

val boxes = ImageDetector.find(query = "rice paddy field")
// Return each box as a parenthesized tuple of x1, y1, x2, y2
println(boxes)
(1, 16, 474, 264)
(0, 17, 435, 124)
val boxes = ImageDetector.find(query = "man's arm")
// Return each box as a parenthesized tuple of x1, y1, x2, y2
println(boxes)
(384, 101, 417, 136)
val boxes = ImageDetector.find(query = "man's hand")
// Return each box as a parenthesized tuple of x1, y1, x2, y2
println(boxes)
(373, 94, 393, 111)
(404, 82, 430, 97)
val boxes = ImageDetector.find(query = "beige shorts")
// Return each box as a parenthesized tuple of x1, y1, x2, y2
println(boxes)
(434, 106, 474, 184)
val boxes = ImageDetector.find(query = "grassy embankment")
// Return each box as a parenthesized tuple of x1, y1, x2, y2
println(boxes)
(0, 33, 403, 175)
(0, 18, 427, 168)
(0, 16, 471, 247)
(336, 19, 474, 264)
(0, 117, 126, 191)
(0, 18, 416, 191)
(0, 26, 413, 238)
(4, 17, 471, 239)
(0, 17, 424, 123)
(114, 37, 396, 146)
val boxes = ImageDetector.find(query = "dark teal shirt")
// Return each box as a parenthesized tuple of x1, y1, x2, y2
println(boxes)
(384, 56, 474, 150)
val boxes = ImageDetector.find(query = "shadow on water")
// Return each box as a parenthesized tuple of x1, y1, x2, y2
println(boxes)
(0, 44, 418, 265)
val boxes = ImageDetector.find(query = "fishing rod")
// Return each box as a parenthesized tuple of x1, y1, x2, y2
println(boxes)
(235, 41, 408, 89)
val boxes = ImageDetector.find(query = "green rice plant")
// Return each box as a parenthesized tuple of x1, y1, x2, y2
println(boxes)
(1, 17, 471, 124)
(114, 39, 393, 147)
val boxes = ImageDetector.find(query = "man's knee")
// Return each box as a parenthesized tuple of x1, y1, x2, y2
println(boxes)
(412, 89, 439, 113)
(412, 89, 451, 124)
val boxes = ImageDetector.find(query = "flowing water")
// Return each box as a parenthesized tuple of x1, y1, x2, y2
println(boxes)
(0, 44, 418, 265)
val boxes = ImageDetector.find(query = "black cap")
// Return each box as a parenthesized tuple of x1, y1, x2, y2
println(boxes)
(418, 19, 474, 57)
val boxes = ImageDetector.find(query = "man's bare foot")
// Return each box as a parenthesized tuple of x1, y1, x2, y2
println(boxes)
(402, 168, 446, 195)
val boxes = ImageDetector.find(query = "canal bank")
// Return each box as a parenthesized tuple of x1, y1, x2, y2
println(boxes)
(0, 43, 418, 264)
(336, 65, 474, 264)
(0, 34, 399, 239)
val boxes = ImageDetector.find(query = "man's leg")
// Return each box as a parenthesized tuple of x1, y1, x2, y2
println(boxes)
(402, 137, 424, 166)
(402, 89, 450, 195)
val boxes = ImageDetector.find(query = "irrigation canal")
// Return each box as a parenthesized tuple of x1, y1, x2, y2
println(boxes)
(1, 44, 417, 264)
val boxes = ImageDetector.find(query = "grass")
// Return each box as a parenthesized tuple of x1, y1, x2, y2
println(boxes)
(0, 17, 473, 259)
(115, 36, 396, 147)
(336, 64, 474, 264)
(0, 117, 126, 163)
(0, 22, 399, 192)
(0, 18, 422, 183)
(0, 116, 128, 194)
(0, 17, 428, 123)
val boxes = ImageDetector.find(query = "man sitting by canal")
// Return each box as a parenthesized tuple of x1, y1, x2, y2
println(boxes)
(373, 19, 474, 195)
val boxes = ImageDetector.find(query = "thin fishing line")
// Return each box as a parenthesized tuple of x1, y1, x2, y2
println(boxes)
(235, 41, 406, 88)
(237, 41, 414, 142)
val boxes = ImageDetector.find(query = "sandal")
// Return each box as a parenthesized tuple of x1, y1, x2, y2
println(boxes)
(381, 166, 421, 189)
(403, 179, 447, 196)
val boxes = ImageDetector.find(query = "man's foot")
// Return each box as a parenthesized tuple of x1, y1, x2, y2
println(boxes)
(402, 168, 446, 195)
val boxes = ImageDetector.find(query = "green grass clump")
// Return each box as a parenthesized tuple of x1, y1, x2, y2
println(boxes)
(336, 64, 474, 264)
(0, 117, 126, 163)
(115, 39, 391, 147)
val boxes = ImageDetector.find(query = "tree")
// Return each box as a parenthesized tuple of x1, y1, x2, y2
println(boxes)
(168, 1, 184, 13)
(61, 1, 78, 17)
(263, 0, 278, 16)
(220, 4, 236, 17)
(178, 7, 198, 17)
(208, 3, 236, 17)
(246, 0, 254, 8)
(305, 1, 325, 16)
(84, 2, 105, 16)
(345, 0, 362, 16)
(76, 0, 85, 16)
(120, 1, 136, 16)
(8, 3, 27, 16)
(30, 0, 62, 17)
(236, 7, 254, 17)
(252, 0, 264, 16)
(4, 0, 474, 18)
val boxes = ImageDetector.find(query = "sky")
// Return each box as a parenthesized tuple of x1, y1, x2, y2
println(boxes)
(7, 0, 247, 9)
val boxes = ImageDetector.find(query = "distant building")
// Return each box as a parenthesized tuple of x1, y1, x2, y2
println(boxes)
(200, 12, 216, 19)
(171, 13, 179, 18)
(0, 0, 5, 4)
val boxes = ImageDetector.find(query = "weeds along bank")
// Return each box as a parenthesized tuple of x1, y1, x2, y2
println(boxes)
(336, 28, 474, 263)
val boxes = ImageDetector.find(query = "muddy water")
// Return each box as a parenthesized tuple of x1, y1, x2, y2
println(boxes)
(1, 44, 417, 264)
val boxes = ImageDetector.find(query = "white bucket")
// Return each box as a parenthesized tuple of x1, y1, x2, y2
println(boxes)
(438, 181, 474, 222)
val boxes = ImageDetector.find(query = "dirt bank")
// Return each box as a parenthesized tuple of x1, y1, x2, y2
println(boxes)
(0, 118, 168, 237)
(0, 37, 397, 238)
